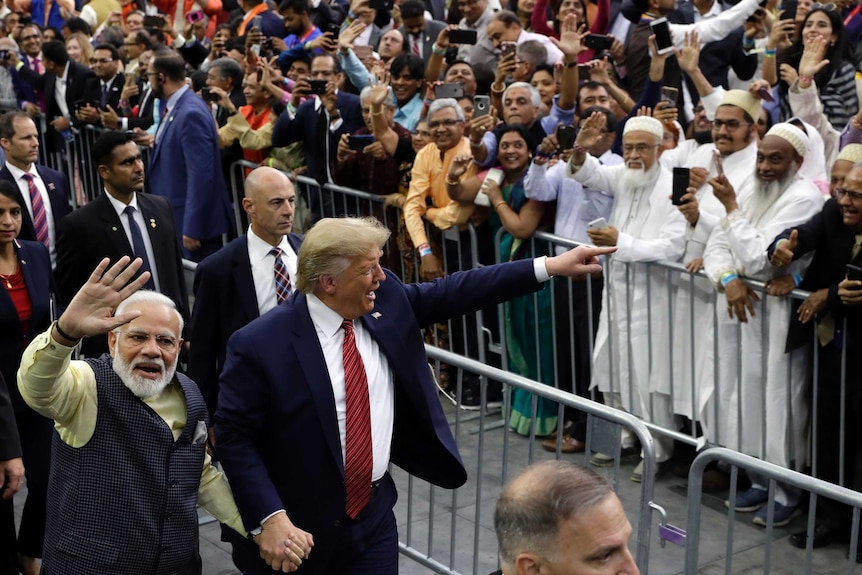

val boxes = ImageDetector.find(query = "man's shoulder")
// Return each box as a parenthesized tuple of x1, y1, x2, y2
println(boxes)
(198, 235, 248, 272)
(36, 163, 67, 182)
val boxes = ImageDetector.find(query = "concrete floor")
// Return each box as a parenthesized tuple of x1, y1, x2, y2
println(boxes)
(14, 393, 859, 574)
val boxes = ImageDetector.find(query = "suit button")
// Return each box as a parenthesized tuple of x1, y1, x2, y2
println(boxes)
(333, 520, 341, 527)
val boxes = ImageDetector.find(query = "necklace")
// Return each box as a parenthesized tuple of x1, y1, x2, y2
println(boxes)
(0, 263, 18, 289)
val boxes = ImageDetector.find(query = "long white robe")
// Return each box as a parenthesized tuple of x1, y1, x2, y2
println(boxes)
(702, 176, 824, 470)
(566, 155, 686, 459)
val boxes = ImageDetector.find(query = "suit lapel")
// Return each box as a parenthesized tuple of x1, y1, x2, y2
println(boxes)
(137, 194, 168, 277)
(292, 294, 344, 472)
(96, 194, 133, 254)
(18, 243, 51, 339)
(232, 238, 260, 323)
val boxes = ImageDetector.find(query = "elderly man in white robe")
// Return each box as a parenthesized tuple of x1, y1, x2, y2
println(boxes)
(703, 122, 825, 527)
(566, 114, 686, 482)
(658, 91, 762, 445)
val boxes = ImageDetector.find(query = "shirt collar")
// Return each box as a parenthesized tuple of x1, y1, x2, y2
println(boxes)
(246, 225, 291, 263)
(5, 162, 38, 181)
(307, 292, 349, 340)
(102, 74, 118, 88)
(164, 83, 189, 112)
(104, 189, 138, 217)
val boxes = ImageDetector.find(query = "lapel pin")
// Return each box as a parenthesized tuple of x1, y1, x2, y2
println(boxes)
(149, 219, 156, 228)
(111, 226, 118, 231)
(371, 312, 382, 319)
(47, 182, 55, 190)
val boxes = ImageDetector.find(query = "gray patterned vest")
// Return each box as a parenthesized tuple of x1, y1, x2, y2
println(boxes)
(42, 354, 209, 575)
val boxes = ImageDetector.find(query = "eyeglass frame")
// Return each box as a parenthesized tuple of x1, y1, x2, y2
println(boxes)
(712, 119, 752, 131)
(115, 330, 180, 351)
(427, 118, 463, 129)
(836, 187, 862, 201)
(811, 2, 837, 12)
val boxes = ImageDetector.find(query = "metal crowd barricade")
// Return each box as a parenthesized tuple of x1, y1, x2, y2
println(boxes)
(686, 447, 862, 575)
(396, 345, 660, 575)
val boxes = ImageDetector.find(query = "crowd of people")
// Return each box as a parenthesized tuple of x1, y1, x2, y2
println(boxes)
(0, 0, 861, 570)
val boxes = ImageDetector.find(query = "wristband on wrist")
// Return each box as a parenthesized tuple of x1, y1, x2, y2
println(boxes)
(798, 75, 813, 85)
(743, 36, 755, 47)
(764, 48, 777, 57)
(793, 274, 803, 288)
(720, 271, 738, 287)
(423, 98, 433, 106)
(446, 177, 460, 186)
(493, 201, 506, 211)
(419, 246, 433, 257)
(54, 320, 80, 343)
(431, 43, 446, 55)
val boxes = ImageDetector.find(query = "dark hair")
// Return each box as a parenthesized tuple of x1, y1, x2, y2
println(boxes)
(98, 25, 125, 49)
(531, 64, 554, 78)
(580, 105, 617, 132)
(93, 130, 138, 167)
(0, 179, 22, 206)
(311, 53, 342, 75)
(493, 10, 522, 28)
(0, 111, 33, 140)
(780, 8, 845, 89)
(41, 40, 69, 66)
(389, 54, 424, 82)
(279, 0, 308, 14)
(210, 57, 244, 88)
(93, 42, 120, 61)
(129, 30, 152, 49)
(152, 50, 185, 82)
(495, 461, 614, 564)
(496, 123, 534, 167)
(63, 16, 92, 36)
(224, 37, 246, 53)
(400, 0, 426, 19)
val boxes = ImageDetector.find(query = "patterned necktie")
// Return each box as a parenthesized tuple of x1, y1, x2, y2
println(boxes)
(270, 247, 291, 304)
(22, 174, 48, 249)
(412, 35, 421, 56)
(124, 206, 156, 290)
(342, 320, 372, 519)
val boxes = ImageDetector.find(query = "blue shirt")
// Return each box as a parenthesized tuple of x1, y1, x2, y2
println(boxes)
(393, 94, 423, 132)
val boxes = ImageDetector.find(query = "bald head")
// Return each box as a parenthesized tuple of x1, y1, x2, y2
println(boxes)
(242, 167, 296, 246)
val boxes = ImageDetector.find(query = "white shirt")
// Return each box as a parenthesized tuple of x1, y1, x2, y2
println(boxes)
(105, 190, 161, 291)
(55, 61, 70, 119)
(516, 29, 564, 66)
(246, 226, 297, 316)
(306, 294, 394, 483)
(7, 162, 56, 267)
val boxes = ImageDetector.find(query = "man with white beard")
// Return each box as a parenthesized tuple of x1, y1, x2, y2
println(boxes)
(17, 258, 252, 575)
(566, 114, 686, 482)
(703, 122, 824, 527)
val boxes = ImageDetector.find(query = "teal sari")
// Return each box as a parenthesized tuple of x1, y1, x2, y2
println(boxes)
(491, 173, 558, 437)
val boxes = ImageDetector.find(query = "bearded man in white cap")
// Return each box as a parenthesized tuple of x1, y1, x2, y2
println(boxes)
(566, 113, 686, 482)
(702, 122, 825, 527)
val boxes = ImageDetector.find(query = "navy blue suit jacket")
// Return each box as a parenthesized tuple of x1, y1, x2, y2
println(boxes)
(148, 88, 232, 245)
(215, 258, 544, 573)
(0, 164, 71, 246)
(188, 232, 303, 416)
(0, 240, 52, 413)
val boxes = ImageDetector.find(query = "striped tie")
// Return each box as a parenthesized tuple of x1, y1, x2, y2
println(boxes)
(412, 35, 421, 56)
(342, 320, 372, 519)
(22, 174, 48, 249)
(270, 247, 291, 304)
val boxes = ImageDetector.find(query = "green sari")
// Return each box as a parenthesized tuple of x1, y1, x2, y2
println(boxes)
(491, 173, 558, 437)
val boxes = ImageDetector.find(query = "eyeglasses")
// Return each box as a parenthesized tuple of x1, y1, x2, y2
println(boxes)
(836, 187, 862, 201)
(144, 71, 159, 77)
(90, 57, 114, 64)
(428, 118, 462, 129)
(622, 143, 659, 155)
(116, 331, 179, 351)
(811, 2, 837, 11)
(712, 119, 751, 131)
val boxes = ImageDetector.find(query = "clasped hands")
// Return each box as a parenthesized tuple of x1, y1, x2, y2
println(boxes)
(255, 511, 314, 573)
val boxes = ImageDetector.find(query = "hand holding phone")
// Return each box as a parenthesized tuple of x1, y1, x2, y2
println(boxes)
(713, 149, 725, 178)
(588, 217, 608, 230)
(672, 167, 690, 206)
(650, 18, 674, 55)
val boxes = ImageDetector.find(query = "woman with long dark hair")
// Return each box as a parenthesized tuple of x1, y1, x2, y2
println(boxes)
(0, 180, 54, 575)
(764, 4, 858, 129)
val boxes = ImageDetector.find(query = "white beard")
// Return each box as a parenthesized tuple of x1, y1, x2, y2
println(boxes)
(112, 340, 176, 399)
(619, 162, 661, 192)
(746, 164, 798, 224)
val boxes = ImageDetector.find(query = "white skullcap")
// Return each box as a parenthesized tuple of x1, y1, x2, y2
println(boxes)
(837, 144, 862, 163)
(719, 90, 762, 123)
(765, 122, 809, 157)
(623, 116, 664, 141)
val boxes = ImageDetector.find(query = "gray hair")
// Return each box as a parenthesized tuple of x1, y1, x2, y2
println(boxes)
(210, 57, 244, 87)
(427, 98, 465, 122)
(114, 290, 184, 337)
(503, 82, 542, 108)
(516, 40, 547, 71)
(359, 85, 397, 108)
(494, 461, 614, 565)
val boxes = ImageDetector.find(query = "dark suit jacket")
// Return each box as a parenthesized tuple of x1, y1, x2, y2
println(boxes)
(54, 192, 188, 357)
(399, 19, 447, 66)
(148, 87, 233, 245)
(23, 60, 97, 151)
(127, 83, 155, 131)
(188, 232, 303, 417)
(0, 372, 21, 461)
(768, 198, 862, 353)
(215, 258, 545, 574)
(0, 164, 71, 246)
(0, 240, 52, 414)
(82, 72, 125, 116)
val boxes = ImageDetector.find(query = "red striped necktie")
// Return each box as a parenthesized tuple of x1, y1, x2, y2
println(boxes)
(342, 319, 372, 519)
(22, 174, 49, 249)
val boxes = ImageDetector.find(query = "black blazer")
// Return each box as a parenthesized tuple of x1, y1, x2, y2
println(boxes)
(82, 72, 125, 114)
(768, 198, 862, 353)
(188, 232, 303, 416)
(0, 164, 71, 247)
(55, 192, 188, 357)
(0, 372, 21, 461)
(38, 60, 96, 150)
(0, 240, 53, 414)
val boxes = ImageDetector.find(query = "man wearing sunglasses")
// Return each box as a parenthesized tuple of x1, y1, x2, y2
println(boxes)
(769, 162, 862, 557)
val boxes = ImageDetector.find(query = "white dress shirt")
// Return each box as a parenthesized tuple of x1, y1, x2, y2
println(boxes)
(7, 161, 56, 267)
(105, 190, 161, 291)
(307, 294, 395, 483)
(55, 61, 70, 119)
(246, 227, 297, 315)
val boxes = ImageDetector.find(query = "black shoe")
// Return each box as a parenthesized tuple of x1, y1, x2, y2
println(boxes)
(458, 379, 481, 410)
(789, 523, 849, 549)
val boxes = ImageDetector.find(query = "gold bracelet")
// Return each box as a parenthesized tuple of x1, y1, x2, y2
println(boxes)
(493, 201, 506, 211)
(491, 81, 506, 93)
